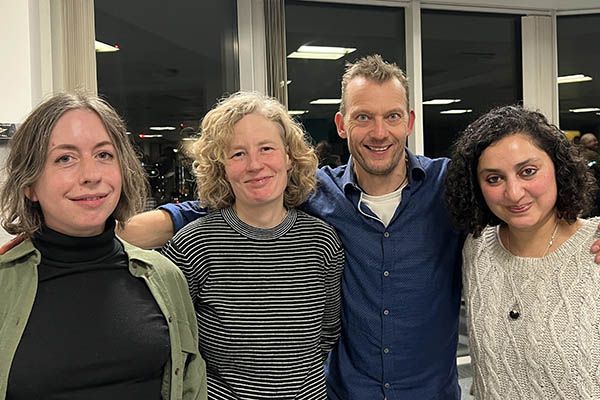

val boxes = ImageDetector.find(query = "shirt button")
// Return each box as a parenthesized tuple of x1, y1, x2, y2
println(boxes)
(383, 309, 389, 316)
(383, 270, 390, 277)
(383, 232, 390, 238)
(384, 382, 391, 389)
(175, 368, 180, 375)
(383, 347, 390, 354)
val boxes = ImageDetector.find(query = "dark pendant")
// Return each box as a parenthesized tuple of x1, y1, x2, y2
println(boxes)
(509, 310, 520, 320)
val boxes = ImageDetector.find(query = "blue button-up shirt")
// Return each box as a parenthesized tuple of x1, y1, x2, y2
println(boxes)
(161, 150, 464, 400)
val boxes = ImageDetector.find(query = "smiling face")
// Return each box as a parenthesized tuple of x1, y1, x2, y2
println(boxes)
(335, 77, 415, 193)
(477, 133, 557, 232)
(26, 109, 122, 237)
(224, 113, 291, 215)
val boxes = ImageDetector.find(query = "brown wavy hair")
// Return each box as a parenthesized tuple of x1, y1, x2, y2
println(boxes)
(445, 105, 595, 237)
(189, 91, 318, 210)
(0, 92, 148, 236)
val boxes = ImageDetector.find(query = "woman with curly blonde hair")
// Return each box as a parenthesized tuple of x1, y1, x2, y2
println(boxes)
(162, 91, 344, 400)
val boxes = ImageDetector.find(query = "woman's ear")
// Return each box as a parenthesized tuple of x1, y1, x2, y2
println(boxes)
(24, 186, 38, 202)
(286, 151, 292, 171)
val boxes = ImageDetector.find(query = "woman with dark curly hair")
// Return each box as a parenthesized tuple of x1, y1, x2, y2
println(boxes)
(445, 105, 600, 399)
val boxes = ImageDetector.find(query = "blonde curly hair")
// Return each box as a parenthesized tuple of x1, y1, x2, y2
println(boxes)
(189, 91, 317, 210)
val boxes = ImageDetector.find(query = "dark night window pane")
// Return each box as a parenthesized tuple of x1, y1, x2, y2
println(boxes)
(558, 14, 600, 137)
(95, 0, 239, 205)
(421, 10, 522, 158)
(286, 1, 405, 163)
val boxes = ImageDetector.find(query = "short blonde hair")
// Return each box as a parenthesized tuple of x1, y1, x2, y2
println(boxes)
(190, 91, 318, 210)
(340, 54, 409, 116)
(0, 92, 148, 236)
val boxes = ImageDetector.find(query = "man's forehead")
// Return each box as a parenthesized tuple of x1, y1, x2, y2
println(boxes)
(345, 81, 408, 110)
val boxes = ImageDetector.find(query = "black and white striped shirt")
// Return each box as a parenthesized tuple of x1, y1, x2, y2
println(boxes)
(162, 207, 344, 400)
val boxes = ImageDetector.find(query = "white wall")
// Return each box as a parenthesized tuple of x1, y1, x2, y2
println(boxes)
(1, 0, 34, 122)
(0, 0, 51, 241)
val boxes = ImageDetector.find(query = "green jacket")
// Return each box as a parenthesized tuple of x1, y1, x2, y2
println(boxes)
(0, 237, 207, 400)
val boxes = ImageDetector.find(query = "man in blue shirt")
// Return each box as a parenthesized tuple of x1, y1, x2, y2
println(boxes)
(120, 54, 464, 399)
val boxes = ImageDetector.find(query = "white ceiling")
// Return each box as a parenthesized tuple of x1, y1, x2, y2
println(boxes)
(421, 0, 600, 12)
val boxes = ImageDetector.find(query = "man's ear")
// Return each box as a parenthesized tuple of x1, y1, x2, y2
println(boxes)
(407, 110, 416, 134)
(24, 186, 38, 202)
(335, 112, 347, 139)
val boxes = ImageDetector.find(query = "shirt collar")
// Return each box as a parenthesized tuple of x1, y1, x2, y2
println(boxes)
(342, 148, 426, 193)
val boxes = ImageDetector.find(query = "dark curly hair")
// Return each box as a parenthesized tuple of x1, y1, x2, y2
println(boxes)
(445, 105, 595, 237)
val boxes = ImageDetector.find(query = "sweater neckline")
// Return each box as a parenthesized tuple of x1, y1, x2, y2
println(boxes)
(489, 218, 599, 266)
(32, 218, 122, 266)
(221, 207, 297, 240)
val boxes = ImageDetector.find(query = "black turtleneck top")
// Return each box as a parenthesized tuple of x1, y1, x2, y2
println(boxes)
(7, 219, 170, 400)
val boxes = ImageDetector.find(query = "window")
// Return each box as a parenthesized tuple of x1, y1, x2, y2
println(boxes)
(285, 1, 405, 163)
(557, 14, 600, 138)
(95, 0, 239, 205)
(421, 10, 522, 158)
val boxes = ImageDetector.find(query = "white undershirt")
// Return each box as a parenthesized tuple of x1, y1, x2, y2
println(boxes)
(360, 185, 405, 227)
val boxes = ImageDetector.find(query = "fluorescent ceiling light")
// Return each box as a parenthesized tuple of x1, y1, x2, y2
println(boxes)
(557, 74, 592, 84)
(423, 99, 461, 105)
(310, 99, 342, 105)
(440, 109, 472, 115)
(569, 107, 600, 113)
(182, 137, 196, 141)
(288, 45, 356, 60)
(95, 40, 119, 53)
(288, 110, 308, 116)
(149, 126, 176, 131)
(138, 134, 163, 138)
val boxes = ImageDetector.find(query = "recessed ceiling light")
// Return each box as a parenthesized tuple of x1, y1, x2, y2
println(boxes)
(149, 126, 176, 131)
(288, 45, 356, 60)
(569, 107, 600, 113)
(288, 110, 308, 116)
(440, 109, 472, 115)
(309, 99, 342, 105)
(557, 74, 592, 84)
(423, 99, 461, 105)
(95, 40, 119, 53)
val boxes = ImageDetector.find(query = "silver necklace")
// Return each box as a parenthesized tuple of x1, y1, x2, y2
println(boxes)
(506, 220, 560, 320)
(506, 220, 560, 258)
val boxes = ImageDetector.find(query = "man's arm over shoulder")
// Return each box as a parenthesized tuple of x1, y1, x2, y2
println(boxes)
(117, 201, 207, 249)
(117, 209, 175, 249)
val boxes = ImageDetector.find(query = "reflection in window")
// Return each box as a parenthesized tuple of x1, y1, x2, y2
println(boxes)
(95, 0, 239, 206)
(558, 14, 600, 138)
(285, 1, 405, 163)
(421, 10, 522, 158)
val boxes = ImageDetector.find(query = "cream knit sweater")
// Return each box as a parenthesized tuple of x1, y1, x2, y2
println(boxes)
(463, 218, 600, 399)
